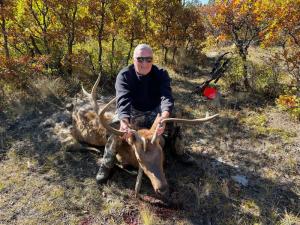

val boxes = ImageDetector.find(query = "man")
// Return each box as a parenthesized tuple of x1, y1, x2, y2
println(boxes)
(96, 44, 192, 183)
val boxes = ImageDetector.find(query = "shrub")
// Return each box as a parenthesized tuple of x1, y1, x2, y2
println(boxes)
(249, 63, 283, 98)
(223, 56, 244, 88)
(276, 87, 300, 120)
(223, 55, 282, 97)
(0, 55, 50, 89)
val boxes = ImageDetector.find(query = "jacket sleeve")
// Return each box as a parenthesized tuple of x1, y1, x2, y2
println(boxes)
(115, 73, 131, 120)
(160, 70, 174, 113)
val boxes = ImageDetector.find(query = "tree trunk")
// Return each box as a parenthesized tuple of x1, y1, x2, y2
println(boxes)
(240, 53, 251, 91)
(1, 15, 9, 59)
(41, 2, 51, 54)
(163, 46, 168, 64)
(30, 35, 42, 55)
(42, 13, 50, 54)
(143, 3, 149, 42)
(98, 31, 103, 72)
(66, 38, 73, 76)
(172, 47, 177, 64)
(24, 39, 35, 57)
(110, 35, 116, 73)
(126, 32, 134, 66)
(236, 42, 251, 91)
(66, 4, 77, 76)
(296, 76, 300, 92)
(97, 1, 106, 73)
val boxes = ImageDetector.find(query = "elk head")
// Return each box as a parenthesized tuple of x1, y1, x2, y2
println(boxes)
(99, 97, 169, 198)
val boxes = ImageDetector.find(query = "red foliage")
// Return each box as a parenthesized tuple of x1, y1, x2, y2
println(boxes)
(0, 55, 50, 89)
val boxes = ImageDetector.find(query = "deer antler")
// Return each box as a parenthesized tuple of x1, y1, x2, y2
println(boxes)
(160, 113, 219, 124)
(99, 97, 127, 136)
(151, 113, 219, 143)
(81, 75, 127, 137)
(82, 73, 102, 114)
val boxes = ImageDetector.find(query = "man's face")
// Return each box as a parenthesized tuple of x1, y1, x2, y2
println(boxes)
(133, 49, 153, 75)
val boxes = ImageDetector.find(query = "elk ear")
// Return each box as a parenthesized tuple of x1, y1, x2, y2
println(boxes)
(129, 132, 147, 153)
(127, 131, 143, 146)
(150, 113, 161, 133)
(127, 132, 136, 145)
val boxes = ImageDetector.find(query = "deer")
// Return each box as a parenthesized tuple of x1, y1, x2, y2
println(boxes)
(73, 74, 219, 200)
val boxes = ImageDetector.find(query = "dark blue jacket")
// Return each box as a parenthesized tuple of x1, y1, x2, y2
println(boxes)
(115, 64, 174, 120)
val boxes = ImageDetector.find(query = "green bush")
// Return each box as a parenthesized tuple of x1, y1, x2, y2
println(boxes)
(223, 56, 282, 97)
(223, 56, 244, 88)
(248, 62, 283, 97)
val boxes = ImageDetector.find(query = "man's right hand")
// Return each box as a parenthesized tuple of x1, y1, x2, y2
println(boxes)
(120, 118, 132, 139)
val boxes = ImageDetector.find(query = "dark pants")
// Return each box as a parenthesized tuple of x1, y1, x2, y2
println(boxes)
(101, 106, 182, 169)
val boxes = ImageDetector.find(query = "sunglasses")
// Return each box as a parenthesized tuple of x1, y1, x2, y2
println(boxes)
(136, 57, 153, 63)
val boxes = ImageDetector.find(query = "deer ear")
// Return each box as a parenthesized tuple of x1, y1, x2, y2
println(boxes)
(128, 131, 143, 145)
(129, 133, 147, 154)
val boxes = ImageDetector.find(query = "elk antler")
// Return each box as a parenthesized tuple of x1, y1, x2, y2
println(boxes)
(151, 113, 219, 143)
(99, 97, 127, 136)
(82, 73, 102, 114)
(160, 113, 219, 124)
(81, 74, 127, 137)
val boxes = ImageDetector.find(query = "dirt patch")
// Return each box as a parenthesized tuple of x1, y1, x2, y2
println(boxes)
(268, 110, 300, 141)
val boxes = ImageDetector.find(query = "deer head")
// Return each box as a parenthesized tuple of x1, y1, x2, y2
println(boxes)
(99, 97, 169, 198)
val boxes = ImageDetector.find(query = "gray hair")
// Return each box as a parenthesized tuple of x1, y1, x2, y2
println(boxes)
(133, 44, 153, 58)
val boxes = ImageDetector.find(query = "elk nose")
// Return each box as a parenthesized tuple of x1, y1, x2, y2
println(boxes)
(157, 185, 169, 199)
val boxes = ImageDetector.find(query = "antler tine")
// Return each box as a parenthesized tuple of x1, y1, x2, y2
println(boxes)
(160, 113, 219, 124)
(91, 73, 101, 113)
(150, 126, 159, 144)
(82, 73, 102, 114)
(99, 97, 126, 136)
(150, 113, 161, 144)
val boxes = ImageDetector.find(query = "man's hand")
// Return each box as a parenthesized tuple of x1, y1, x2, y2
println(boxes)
(120, 118, 132, 139)
(156, 111, 170, 136)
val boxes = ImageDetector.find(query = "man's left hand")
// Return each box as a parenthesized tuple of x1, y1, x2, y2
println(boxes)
(156, 111, 169, 136)
(156, 122, 166, 136)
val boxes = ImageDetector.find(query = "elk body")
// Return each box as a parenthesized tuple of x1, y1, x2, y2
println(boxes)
(71, 75, 218, 200)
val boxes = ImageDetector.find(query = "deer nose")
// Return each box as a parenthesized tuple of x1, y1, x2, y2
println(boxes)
(156, 185, 169, 199)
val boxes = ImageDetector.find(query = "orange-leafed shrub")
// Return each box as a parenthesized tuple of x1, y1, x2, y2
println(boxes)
(276, 89, 300, 120)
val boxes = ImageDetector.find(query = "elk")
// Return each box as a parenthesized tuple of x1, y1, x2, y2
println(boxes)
(76, 74, 219, 200)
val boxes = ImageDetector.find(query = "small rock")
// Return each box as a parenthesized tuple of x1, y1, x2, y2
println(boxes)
(216, 157, 225, 164)
(231, 175, 248, 187)
(66, 103, 74, 111)
(196, 138, 208, 145)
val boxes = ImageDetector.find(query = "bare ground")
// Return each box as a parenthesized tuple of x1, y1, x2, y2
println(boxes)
(0, 70, 299, 225)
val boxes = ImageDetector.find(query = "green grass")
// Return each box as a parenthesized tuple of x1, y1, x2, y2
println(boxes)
(240, 113, 297, 141)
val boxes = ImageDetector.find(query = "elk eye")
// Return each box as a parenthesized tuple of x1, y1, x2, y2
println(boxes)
(131, 135, 136, 142)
